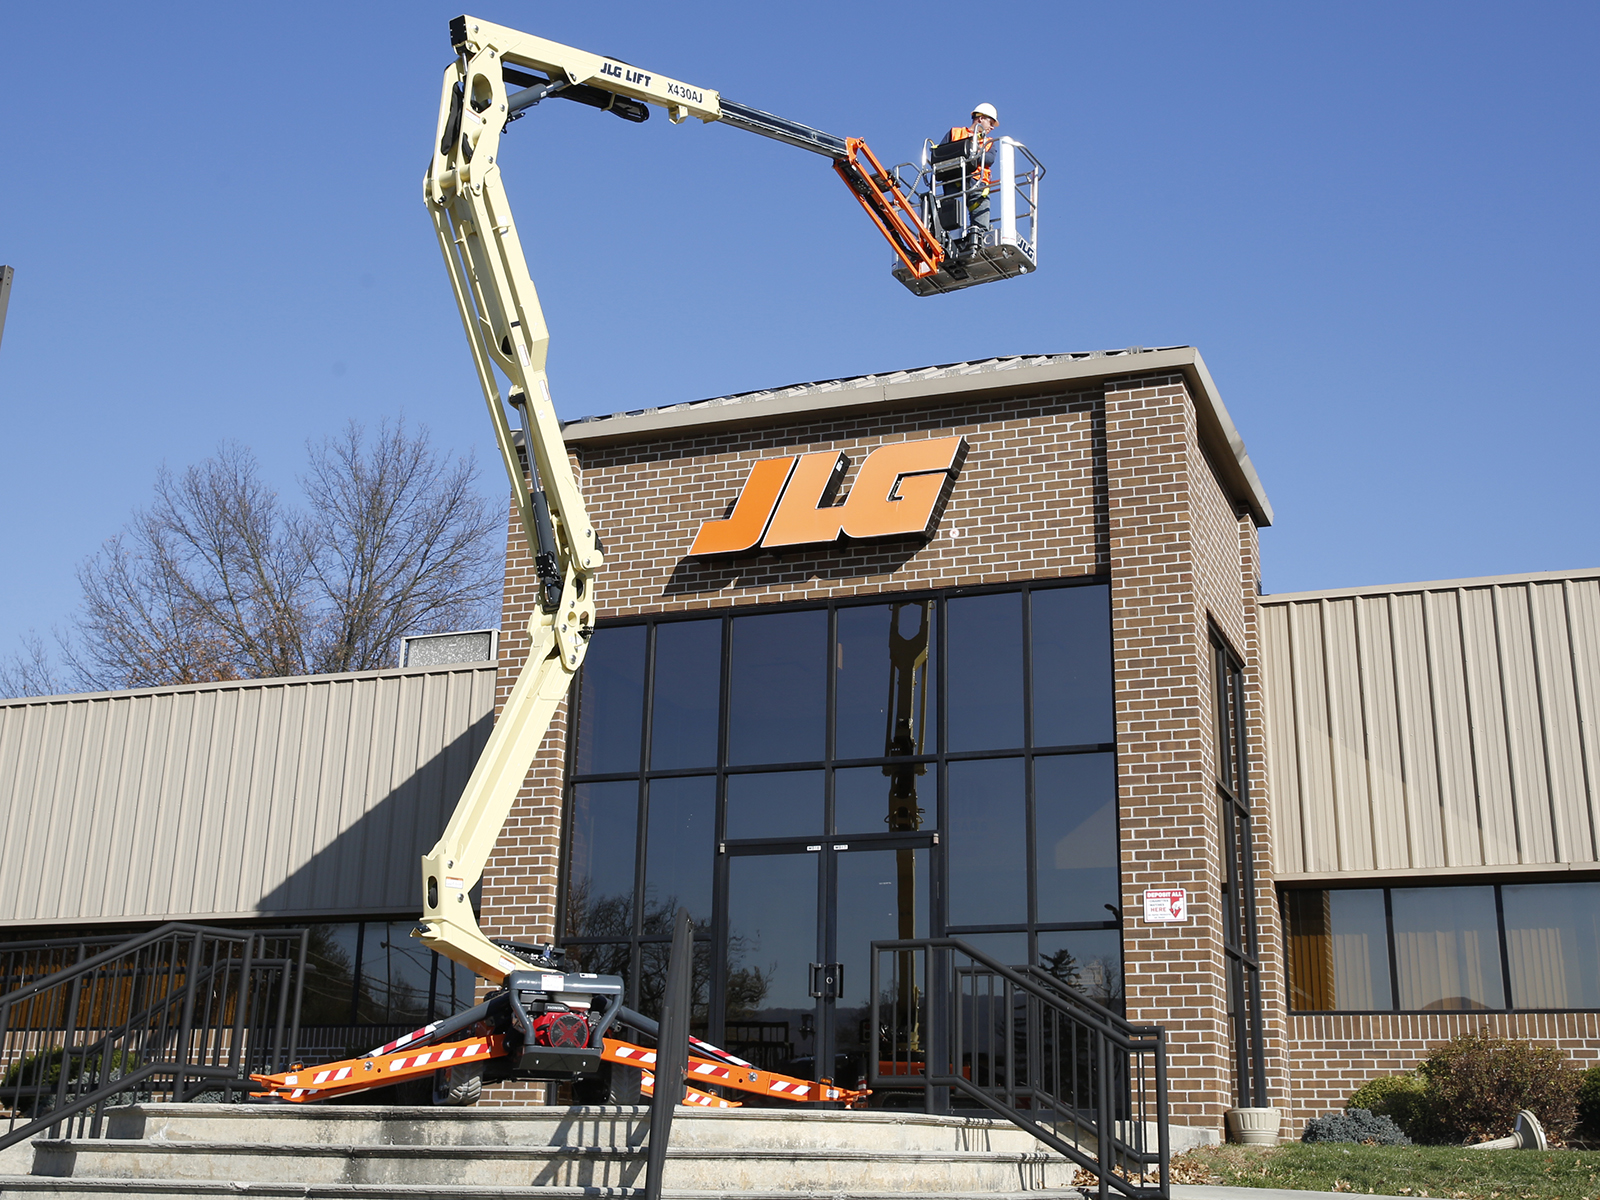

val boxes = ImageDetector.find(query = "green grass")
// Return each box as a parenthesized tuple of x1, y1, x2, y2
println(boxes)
(1180, 1143, 1600, 1200)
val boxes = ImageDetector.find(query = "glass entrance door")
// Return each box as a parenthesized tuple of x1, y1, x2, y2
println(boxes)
(724, 838, 930, 1098)
(828, 842, 930, 1091)
(724, 851, 820, 1078)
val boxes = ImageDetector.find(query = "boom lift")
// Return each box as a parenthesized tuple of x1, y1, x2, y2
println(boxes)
(253, 16, 1041, 1109)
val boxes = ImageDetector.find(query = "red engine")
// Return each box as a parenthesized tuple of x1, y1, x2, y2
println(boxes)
(531, 1010, 590, 1048)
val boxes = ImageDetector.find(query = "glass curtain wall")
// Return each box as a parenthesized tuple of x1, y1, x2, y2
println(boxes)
(559, 580, 1123, 1049)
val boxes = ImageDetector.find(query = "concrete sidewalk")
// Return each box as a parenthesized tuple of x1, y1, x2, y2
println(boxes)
(1175, 1186, 1412, 1200)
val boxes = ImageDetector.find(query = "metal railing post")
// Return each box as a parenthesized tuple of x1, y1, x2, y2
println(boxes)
(1096, 1032, 1112, 1200)
(1155, 1028, 1170, 1199)
(170, 931, 205, 1104)
(287, 931, 308, 1069)
(999, 138, 1016, 244)
(50, 965, 87, 1136)
(225, 934, 255, 1094)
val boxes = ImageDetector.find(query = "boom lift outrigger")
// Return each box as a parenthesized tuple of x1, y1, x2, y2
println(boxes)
(254, 16, 1040, 1110)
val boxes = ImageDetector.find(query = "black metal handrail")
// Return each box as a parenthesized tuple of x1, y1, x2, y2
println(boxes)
(870, 937, 1168, 1200)
(0, 922, 306, 1154)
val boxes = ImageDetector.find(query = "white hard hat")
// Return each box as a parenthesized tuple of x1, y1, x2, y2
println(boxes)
(971, 103, 998, 122)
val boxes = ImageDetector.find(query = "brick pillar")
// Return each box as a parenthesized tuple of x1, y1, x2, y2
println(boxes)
(1104, 374, 1234, 1133)
(1236, 510, 1291, 1112)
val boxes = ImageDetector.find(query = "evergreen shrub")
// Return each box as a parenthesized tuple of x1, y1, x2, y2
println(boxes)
(1303, 1107, 1412, 1145)
(1348, 1072, 1436, 1139)
(1577, 1064, 1600, 1139)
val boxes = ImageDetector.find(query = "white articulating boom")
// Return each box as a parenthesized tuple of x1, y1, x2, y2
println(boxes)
(256, 14, 1039, 1109)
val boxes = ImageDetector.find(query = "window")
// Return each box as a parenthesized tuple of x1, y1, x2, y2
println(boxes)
(560, 581, 1122, 1029)
(1213, 630, 1266, 1108)
(301, 920, 474, 1030)
(1502, 883, 1600, 1009)
(1284, 888, 1390, 1011)
(1284, 881, 1600, 1012)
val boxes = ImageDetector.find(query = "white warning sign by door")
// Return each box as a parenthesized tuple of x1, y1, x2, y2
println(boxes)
(1143, 888, 1188, 923)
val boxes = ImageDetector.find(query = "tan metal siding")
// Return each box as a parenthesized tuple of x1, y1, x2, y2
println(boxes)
(1264, 571, 1600, 877)
(0, 665, 497, 926)
(1568, 580, 1600, 857)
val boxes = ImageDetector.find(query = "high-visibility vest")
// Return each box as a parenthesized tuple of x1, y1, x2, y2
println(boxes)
(944, 127, 993, 186)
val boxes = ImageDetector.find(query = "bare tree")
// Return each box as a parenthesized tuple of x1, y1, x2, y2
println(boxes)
(300, 420, 502, 675)
(25, 420, 503, 696)
(0, 631, 65, 698)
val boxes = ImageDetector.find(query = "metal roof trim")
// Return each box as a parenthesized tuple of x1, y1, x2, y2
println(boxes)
(1263, 567, 1600, 604)
(0, 659, 499, 709)
(560, 347, 1273, 526)
(1276, 862, 1600, 886)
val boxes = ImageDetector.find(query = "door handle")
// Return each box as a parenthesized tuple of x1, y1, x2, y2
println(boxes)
(809, 962, 843, 999)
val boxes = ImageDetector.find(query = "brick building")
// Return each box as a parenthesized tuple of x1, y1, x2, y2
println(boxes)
(480, 347, 1283, 1137)
(5, 344, 1596, 1140)
(481, 345, 1600, 1137)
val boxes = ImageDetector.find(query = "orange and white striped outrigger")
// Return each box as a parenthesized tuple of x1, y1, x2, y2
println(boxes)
(252, 1033, 868, 1108)
(252, 1035, 506, 1102)
(601, 1039, 867, 1105)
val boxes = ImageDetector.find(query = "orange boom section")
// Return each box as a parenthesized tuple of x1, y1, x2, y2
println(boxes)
(834, 138, 944, 280)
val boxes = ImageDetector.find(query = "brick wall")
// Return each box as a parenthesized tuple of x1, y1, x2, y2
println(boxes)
(477, 371, 1270, 1124)
(577, 387, 1107, 617)
(1285, 1012, 1600, 1133)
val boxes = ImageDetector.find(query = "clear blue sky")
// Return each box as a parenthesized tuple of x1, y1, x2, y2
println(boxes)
(2, 1, 1596, 663)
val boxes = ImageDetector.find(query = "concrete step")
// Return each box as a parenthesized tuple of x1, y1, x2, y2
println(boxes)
(102, 1104, 1056, 1155)
(1, 1103, 1114, 1198)
(26, 1137, 1076, 1192)
(0, 1181, 1091, 1200)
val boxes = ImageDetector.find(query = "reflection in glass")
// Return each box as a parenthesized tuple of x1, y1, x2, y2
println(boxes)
(835, 602, 937, 761)
(1502, 882, 1600, 1009)
(1391, 886, 1504, 1010)
(432, 952, 474, 1017)
(947, 758, 1026, 926)
(1284, 889, 1392, 1011)
(1037, 929, 1124, 1014)
(636, 940, 711, 1038)
(953, 931, 1028, 968)
(727, 854, 819, 1079)
(301, 923, 361, 1026)
(729, 610, 827, 765)
(832, 848, 929, 1090)
(1033, 754, 1119, 923)
(946, 593, 1024, 751)
(834, 765, 931, 835)
(561, 942, 632, 982)
(651, 619, 721, 771)
(726, 771, 822, 841)
(1031, 585, 1114, 747)
(357, 921, 434, 1025)
(566, 781, 638, 940)
(644, 777, 715, 928)
(574, 625, 645, 775)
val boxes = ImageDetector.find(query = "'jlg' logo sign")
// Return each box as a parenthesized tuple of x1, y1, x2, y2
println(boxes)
(689, 436, 967, 557)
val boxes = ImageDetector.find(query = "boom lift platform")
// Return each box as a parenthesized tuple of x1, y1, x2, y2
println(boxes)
(255, 15, 1040, 1110)
(893, 135, 1045, 296)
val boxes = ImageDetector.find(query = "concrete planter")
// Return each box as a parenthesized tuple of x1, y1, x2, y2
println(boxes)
(1226, 1106, 1281, 1145)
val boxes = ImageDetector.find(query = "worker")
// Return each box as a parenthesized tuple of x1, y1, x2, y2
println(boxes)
(938, 103, 998, 235)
